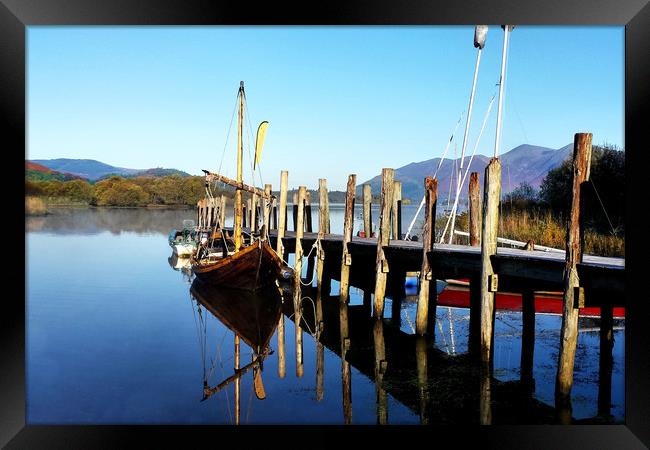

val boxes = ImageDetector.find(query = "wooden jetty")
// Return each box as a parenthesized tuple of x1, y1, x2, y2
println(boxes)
(251, 131, 623, 419)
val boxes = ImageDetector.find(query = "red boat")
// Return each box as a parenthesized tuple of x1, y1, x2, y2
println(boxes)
(435, 279, 625, 319)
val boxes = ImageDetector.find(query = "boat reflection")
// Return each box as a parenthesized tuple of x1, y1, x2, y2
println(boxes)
(189, 278, 283, 424)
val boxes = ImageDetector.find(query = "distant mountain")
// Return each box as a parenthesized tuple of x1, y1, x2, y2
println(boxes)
(26, 161, 87, 182)
(358, 143, 573, 203)
(97, 168, 190, 180)
(30, 159, 189, 181)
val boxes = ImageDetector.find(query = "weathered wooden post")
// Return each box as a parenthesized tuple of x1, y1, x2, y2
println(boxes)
(416, 177, 438, 336)
(391, 180, 402, 240)
(276, 171, 288, 259)
(521, 288, 535, 391)
(469, 172, 481, 246)
(243, 199, 249, 229)
(220, 195, 227, 228)
(292, 192, 299, 232)
(263, 184, 272, 234)
(293, 186, 307, 378)
(479, 157, 502, 366)
(555, 132, 593, 409)
(373, 169, 395, 318)
(340, 174, 356, 304)
(305, 191, 315, 283)
(468, 172, 482, 356)
(415, 336, 429, 424)
(373, 318, 388, 424)
(250, 194, 257, 242)
(340, 300, 352, 424)
(317, 179, 330, 298)
(363, 184, 372, 238)
(272, 197, 278, 230)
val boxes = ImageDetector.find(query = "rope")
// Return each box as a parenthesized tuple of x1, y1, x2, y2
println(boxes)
(299, 235, 323, 286)
(404, 111, 464, 241)
(590, 179, 617, 235)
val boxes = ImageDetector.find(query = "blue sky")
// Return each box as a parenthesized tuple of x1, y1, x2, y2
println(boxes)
(27, 26, 623, 190)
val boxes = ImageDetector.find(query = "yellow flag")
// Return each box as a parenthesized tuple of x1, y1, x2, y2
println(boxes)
(254, 121, 269, 170)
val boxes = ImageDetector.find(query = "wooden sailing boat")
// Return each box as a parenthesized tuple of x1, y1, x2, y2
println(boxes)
(190, 81, 291, 290)
(190, 278, 283, 423)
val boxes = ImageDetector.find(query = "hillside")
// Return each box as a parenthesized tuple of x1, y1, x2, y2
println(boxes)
(26, 162, 87, 182)
(30, 159, 189, 181)
(358, 143, 573, 203)
(31, 158, 140, 181)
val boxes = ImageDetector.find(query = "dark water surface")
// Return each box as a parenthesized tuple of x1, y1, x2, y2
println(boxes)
(26, 207, 624, 424)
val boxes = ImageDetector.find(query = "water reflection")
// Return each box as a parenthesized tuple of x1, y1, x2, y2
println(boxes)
(27, 208, 623, 425)
(189, 278, 282, 424)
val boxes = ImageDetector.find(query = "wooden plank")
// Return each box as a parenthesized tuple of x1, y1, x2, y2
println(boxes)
(469, 172, 481, 246)
(373, 168, 395, 318)
(556, 132, 592, 405)
(340, 174, 356, 304)
(480, 157, 501, 365)
(363, 184, 372, 238)
(416, 176, 437, 335)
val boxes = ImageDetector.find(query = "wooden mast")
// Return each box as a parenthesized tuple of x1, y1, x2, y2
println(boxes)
(234, 81, 244, 252)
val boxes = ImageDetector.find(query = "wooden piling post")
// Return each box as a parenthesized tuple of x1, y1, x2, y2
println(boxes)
(292, 192, 299, 232)
(555, 132, 593, 405)
(391, 181, 402, 240)
(521, 288, 535, 390)
(305, 191, 315, 283)
(293, 187, 307, 378)
(317, 179, 330, 298)
(340, 174, 357, 304)
(319, 179, 330, 235)
(263, 184, 272, 234)
(305, 191, 313, 232)
(469, 172, 481, 246)
(220, 195, 227, 228)
(363, 184, 372, 238)
(272, 198, 278, 230)
(479, 157, 502, 366)
(276, 171, 288, 259)
(373, 169, 395, 318)
(416, 177, 437, 335)
(250, 194, 258, 241)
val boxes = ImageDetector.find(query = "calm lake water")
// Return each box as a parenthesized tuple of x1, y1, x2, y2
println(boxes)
(26, 206, 624, 424)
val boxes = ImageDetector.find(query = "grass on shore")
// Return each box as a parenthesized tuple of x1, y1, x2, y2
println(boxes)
(25, 196, 47, 215)
(437, 209, 624, 258)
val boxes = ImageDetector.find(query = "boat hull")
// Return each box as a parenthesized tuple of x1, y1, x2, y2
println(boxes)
(191, 240, 291, 291)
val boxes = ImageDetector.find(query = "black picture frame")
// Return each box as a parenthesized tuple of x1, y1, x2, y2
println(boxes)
(3, 0, 648, 447)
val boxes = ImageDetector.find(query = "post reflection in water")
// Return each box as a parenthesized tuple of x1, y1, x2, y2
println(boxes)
(373, 318, 388, 425)
(479, 366, 492, 425)
(294, 285, 304, 378)
(415, 336, 429, 424)
(339, 298, 352, 424)
(316, 286, 325, 402)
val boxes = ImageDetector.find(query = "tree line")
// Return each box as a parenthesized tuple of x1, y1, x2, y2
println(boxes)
(503, 144, 624, 236)
(25, 175, 236, 207)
